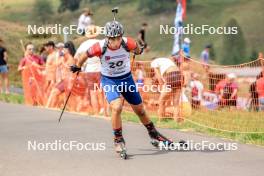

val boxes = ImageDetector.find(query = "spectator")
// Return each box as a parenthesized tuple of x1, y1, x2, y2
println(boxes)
(218, 73, 238, 108)
(190, 73, 204, 109)
(258, 52, 263, 60)
(46, 42, 75, 108)
(200, 45, 211, 64)
(137, 22, 150, 52)
(56, 42, 64, 58)
(18, 43, 44, 71)
(151, 57, 183, 121)
(247, 72, 263, 111)
(74, 26, 106, 116)
(44, 41, 57, 97)
(39, 45, 48, 63)
(135, 63, 146, 88)
(259, 52, 264, 68)
(77, 8, 93, 36)
(200, 44, 211, 71)
(182, 37, 191, 58)
(181, 62, 191, 88)
(0, 38, 9, 94)
(18, 42, 45, 105)
(256, 71, 264, 111)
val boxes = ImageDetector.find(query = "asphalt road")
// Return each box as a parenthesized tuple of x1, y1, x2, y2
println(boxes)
(0, 102, 264, 176)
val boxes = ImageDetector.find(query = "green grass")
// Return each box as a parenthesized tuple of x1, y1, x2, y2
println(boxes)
(122, 110, 264, 146)
(0, 93, 24, 104)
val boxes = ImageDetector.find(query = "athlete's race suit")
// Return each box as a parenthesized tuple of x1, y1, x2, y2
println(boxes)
(86, 37, 142, 105)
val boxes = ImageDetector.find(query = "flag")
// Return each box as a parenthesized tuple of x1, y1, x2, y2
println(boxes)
(182, 0, 187, 19)
(172, 0, 186, 56)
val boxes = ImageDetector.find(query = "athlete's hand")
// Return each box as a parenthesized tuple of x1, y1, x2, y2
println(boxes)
(70, 65, 81, 73)
(138, 45, 144, 55)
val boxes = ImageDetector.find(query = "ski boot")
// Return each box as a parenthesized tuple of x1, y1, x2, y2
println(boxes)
(149, 130, 188, 149)
(114, 137, 127, 159)
(148, 129, 173, 148)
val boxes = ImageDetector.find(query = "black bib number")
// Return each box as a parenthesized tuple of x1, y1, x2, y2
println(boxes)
(109, 61, 124, 68)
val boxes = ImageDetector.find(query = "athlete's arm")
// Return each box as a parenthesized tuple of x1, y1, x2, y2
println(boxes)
(134, 42, 144, 55)
(75, 42, 102, 68)
(126, 37, 143, 55)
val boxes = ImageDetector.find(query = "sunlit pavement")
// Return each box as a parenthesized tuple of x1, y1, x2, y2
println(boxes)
(0, 102, 264, 176)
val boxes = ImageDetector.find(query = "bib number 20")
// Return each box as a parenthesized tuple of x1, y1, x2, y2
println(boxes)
(109, 61, 123, 68)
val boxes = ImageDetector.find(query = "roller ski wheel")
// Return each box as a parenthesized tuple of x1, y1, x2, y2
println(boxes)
(114, 138, 127, 160)
(120, 150, 127, 160)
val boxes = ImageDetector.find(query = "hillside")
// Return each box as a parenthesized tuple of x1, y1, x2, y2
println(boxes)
(0, 0, 263, 86)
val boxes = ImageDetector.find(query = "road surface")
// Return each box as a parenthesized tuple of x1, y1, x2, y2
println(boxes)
(0, 102, 264, 176)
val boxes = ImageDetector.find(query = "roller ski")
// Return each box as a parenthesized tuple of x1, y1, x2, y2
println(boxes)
(149, 129, 188, 149)
(114, 137, 127, 160)
(148, 129, 173, 147)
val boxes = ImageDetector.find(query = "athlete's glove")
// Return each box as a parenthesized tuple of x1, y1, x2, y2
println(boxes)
(70, 65, 81, 73)
(134, 45, 144, 55)
(139, 46, 144, 54)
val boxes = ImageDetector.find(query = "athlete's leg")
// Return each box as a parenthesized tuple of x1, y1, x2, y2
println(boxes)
(130, 103, 151, 125)
(110, 97, 126, 153)
(110, 98, 123, 130)
(101, 75, 124, 146)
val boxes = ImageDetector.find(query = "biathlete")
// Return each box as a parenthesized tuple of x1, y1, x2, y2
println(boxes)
(71, 20, 175, 157)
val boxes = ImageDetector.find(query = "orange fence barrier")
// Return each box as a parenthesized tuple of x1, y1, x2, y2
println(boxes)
(21, 56, 264, 132)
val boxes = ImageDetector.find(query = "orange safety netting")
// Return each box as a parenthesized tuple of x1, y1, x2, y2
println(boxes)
(20, 55, 264, 123)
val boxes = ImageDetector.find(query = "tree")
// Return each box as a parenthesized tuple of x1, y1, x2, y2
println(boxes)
(221, 18, 247, 65)
(58, 0, 82, 13)
(138, 0, 175, 14)
(33, 0, 53, 24)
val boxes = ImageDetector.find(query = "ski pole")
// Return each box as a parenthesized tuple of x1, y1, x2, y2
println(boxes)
(58, 71, 80, 123)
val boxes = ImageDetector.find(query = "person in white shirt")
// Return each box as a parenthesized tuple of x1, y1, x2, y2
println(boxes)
(77, 8, 93, 36)
(189, 73, 204, 109)
(151, 57, 183, 120)
(74, 25, 106, 115)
